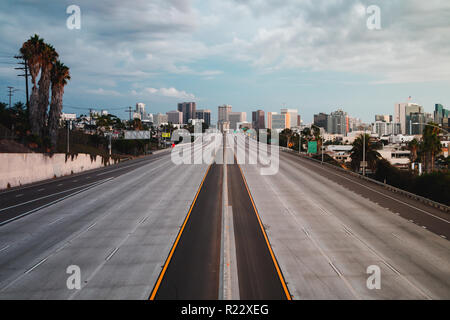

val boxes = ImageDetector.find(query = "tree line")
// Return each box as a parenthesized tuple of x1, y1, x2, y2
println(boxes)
(20, 34, 71, 150)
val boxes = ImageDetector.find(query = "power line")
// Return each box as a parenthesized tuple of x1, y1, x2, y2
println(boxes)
(125, 106, 133, 121)
(7, 86, 19, 108)
(15, 55, 29, 109)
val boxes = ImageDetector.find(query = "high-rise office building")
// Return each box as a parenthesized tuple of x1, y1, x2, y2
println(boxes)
(252, 110, 265, 130)
(435, 104, 450, 128)
(195, 109, 211, 127)
(268, 112, 286, 130)
(229, 112, 247, 130)
(330, 109, 348, 135)
(375, 115, 391, 122)
(281, 109, 298, 129)
(177, 102, 196, 124)
(166, 110, 183, 125)
(394, 102, 423, 134)
(314, 113, 331, 132)
(218, 105, 232, 122)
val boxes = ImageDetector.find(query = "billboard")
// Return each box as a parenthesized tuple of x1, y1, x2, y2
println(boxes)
(307, 141, 317, 154)
(124, 131, 151, 140)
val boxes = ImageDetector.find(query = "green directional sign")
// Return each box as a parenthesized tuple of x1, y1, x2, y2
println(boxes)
(307, 141, 317, 154)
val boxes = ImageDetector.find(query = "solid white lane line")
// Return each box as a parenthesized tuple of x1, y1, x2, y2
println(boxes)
(0, 178, 114, 227)
(313, 202, 433, 300)
(105, 247, 119, 261)
(24, 258, 48, 274)
(0, 179, 111, 213)
(285, 154, 450, 224)
(96, 161, 145, 176)
(48, 216, 65, 226)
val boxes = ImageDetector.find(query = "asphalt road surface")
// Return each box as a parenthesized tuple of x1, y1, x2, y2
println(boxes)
(227, 161, 290, 300)
(152, 163, 223, 300)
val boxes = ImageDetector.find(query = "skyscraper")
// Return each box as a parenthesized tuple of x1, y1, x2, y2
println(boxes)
(314, 113, 331, 132)
(394, 102, 423, 134)
(281, 109, 298, 129)
(218, 105, 232, 122)
(330, 109, 348, 135)
(195, 109, 211, 127)
(177, 102, 196, 124)
(229, 112, 247, 130)
(252, 110, 265, 130)
(166, 110, 183, 124)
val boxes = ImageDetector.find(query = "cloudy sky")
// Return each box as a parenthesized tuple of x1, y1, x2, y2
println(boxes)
(0, 0, 449, 123)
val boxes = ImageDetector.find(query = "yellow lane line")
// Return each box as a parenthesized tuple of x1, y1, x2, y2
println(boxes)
(149, 164, 212, 300)
(236, 164, 292, 300)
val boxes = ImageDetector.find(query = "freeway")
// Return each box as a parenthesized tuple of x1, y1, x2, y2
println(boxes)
(0, 138, 216, 299)
(0, 130, 449, 300)
(0, 150, 172, 225)
(234, 133, 450, 299)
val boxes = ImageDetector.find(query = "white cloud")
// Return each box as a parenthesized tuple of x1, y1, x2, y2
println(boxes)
(132, 87, 196, 100)
(86, 88, 122, 96)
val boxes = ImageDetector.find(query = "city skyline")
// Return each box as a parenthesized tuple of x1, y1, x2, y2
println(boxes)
(1, 1, 450, 123)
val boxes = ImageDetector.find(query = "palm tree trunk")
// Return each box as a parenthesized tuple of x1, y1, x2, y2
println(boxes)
(48, 84, 63, 150)
(37, 66, 52, 137)
(29, 85, 40, 135)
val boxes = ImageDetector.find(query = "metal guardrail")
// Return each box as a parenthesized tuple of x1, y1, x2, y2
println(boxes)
(280, 147, 450, 214)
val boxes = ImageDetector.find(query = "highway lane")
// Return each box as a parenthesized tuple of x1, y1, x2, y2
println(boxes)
(282, 151, 450, 239)
(153, 163, 223, 300)
(0, 150, 172, 225)
(0, 139, 216, 299)
(227, 161, 290, 300)
(234, 133, 450, 299)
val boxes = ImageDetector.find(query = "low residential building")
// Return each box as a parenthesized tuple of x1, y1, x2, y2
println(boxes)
(378, 146, 411, 170)
(325, 145, 353, 163)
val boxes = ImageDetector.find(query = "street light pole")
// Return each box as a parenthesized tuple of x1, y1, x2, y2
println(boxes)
(362, 129, 366, 177)
(66, 120, 70, 154)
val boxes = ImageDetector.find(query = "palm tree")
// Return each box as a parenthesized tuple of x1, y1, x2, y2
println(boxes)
(20, 35, 45, 135)
(421, 123, 442, 173)
(350, 133, 381, 173)
(48, 61, 70, 149)
(37, 44, 59, 137)
(408, 138, 419, 163)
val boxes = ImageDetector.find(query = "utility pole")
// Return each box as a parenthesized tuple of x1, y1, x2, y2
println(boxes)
(125, 106, 133, 122)
(7, 86, 18, 108)
(14, 55, 30, 109)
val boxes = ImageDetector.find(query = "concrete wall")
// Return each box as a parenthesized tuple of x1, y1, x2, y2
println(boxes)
(0, 153, 112, 190)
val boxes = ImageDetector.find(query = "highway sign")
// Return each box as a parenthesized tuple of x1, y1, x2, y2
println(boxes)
(307, 141, 317, 154)
(124, 131, 150, 140)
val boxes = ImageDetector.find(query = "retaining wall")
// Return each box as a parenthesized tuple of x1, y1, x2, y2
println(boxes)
(0, 153, 112, 190)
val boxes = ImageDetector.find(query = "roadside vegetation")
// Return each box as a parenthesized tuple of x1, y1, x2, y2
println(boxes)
(280, 125, 449, 205)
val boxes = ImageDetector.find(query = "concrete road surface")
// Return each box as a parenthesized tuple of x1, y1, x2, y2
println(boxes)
(233, 133, 450, 300)
(0, 138, 219, 299)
